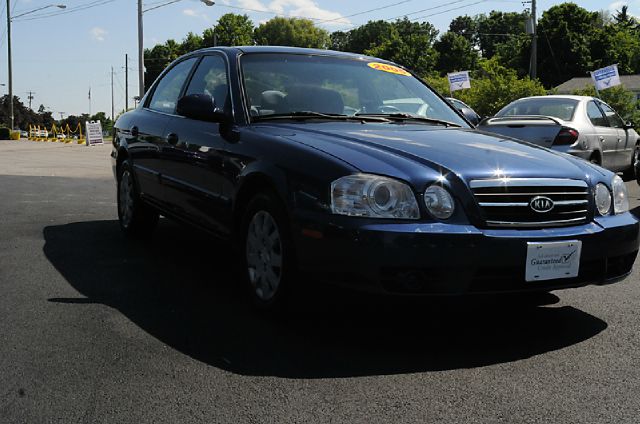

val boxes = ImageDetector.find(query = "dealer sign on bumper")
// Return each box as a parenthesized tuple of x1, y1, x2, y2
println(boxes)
(525, 240, 582, 282)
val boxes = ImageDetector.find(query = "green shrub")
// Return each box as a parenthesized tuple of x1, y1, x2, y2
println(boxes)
(424, 57, 548, 117)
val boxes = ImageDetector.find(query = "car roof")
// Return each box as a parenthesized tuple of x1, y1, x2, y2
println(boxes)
(512, 95, 595, 102)
(193, 45, 387, 63)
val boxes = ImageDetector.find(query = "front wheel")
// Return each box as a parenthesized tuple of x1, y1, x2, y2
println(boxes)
(240, 191, 295, 311)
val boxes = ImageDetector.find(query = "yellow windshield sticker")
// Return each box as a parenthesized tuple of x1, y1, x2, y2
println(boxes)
(367, 62, 411, 76)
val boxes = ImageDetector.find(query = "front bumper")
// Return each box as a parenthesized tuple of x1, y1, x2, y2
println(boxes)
(293, 212, 639, 295)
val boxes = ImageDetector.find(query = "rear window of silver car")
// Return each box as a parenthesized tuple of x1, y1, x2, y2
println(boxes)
(496, 98, 579, 121)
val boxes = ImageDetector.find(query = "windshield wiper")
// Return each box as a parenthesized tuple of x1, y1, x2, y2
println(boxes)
(355, 112, 462, 127)
(253, 111, 391, 123)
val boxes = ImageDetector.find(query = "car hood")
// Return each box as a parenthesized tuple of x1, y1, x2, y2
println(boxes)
(257, 122, 605, 185)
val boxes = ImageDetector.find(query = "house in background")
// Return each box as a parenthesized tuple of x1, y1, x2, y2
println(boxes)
(555, 75, 640, 101)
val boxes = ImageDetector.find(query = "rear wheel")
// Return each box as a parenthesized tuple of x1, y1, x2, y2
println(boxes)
(240, 191, 295, 311)
(117, 160, 158, 238)
(589, 153, 601, 166)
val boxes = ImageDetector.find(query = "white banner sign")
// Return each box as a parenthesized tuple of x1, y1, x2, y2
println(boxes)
(85, 121, 104, 146)
(447, 71, 471, 92)
(591, 64, 621, 91)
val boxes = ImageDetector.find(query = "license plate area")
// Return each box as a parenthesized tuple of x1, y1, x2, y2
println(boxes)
(525, 240, 582, 282)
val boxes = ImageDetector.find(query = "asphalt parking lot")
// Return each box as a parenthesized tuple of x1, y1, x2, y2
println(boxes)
(2, 140, 640, 423)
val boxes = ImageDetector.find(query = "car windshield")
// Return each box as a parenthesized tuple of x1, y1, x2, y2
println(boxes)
(495, 98, 579, 121)
(240, 53, 468, 127)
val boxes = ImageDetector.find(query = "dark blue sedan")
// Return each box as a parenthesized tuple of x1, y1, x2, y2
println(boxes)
(112, 46, 639, 310)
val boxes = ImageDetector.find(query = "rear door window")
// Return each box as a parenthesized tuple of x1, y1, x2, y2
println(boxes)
(587, 101, 608, 127)
(148, 58, 198, 114)
(598, 102, 624, 128)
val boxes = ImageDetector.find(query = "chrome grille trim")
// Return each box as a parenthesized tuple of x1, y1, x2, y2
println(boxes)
(470, 178, 591, 228)
(474, 191, 589, 196)
(470, 178, 588, 188)
(485, 217, 587, 228)
(478, 200, 588, 207)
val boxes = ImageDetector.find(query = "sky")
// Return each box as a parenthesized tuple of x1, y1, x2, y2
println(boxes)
(0, 0, 636, 120)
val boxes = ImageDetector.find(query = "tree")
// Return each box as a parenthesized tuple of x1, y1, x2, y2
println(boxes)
(0, 96, 55, 130)
(449, 15, 477, 45)
(613, 5, 638, 29)
(590, 24, 640, 74)
(364, 18, 439, 76)
(254, 17, 330, 48)
(476, 11, 528, 58)
(344, 20, 396, 53)
(434, 31, 478, 74)
(204, 13, 254, 47)
(494, 34, 531, 78)
(330, 31, 350, 51)
(537, 3, 600, 87)
(179, 32, 203, 55)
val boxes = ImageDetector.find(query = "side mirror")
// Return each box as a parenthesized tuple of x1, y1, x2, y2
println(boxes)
(461, 108, 480, 126)
(623, 121, 634, 130)
(176, 93, 230, 123)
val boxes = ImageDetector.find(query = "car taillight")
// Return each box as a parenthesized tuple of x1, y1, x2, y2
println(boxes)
(554, 127, 579, 145)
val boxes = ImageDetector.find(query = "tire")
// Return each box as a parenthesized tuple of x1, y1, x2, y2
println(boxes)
(117, 160, 159, 238)
(239, 191, 295, 312)
(624, 143, 640, 182)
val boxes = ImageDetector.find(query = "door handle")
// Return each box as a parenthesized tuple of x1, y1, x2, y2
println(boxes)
(599, 136, 605, 142)
(130, 126, 139, 137)
(166, 133, 179, 145)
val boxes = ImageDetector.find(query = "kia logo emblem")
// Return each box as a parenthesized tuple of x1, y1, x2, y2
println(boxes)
(530, 196, 554, 213)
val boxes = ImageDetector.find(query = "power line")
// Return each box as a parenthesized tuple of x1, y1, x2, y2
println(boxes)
(317, 0, 416, 24)
(13, 0, 118, 22)
(388, 0, 477, 21)
(410, 0, 489, 21)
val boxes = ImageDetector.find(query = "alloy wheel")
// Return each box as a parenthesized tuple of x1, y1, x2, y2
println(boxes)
(245, 210, 283, 301)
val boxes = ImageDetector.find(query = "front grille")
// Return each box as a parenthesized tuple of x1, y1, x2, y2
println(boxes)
(470, 178, 590, 228)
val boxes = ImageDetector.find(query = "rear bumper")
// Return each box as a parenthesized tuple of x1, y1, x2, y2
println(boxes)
(552, 145, 592, 160)
(293, 212, 639, 295)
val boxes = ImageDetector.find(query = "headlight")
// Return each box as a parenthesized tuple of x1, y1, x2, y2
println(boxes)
(612, 175, 629, 214)
(331, 174, 420, 219)
(423, 185, 455, 219)
(595, 183, 612, 216)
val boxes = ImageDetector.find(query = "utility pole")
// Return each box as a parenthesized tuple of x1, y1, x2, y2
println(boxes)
(138, 0, 144, 99)
(6, 0, 13, 129)
(26, 91, 35, 109)
(111, 66, 115, 122)
(125, 54, 129, 111)
(529, 0, 537, 80)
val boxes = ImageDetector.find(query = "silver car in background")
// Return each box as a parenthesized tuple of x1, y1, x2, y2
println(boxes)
(478, 95, 639, 177)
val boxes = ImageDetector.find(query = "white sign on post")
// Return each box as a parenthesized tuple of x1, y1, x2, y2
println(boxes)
(85, 121, 104, 147)
(447, 71, 471, 92)
(591, 64, 621, 91)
